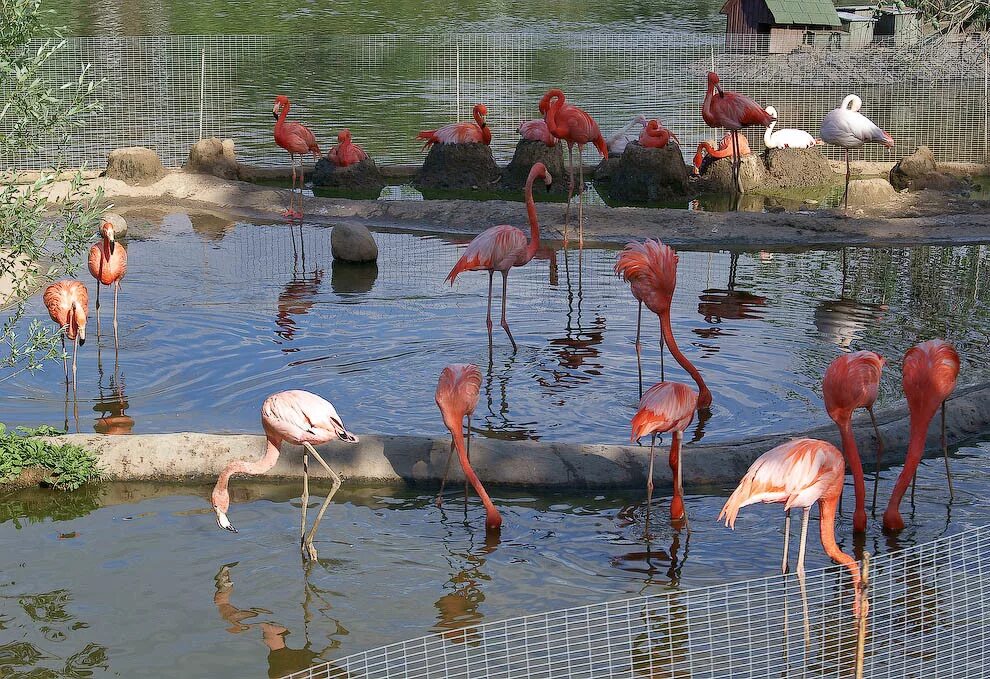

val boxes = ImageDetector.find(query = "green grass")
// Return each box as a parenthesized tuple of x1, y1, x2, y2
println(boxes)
(0, 423, 104, 490)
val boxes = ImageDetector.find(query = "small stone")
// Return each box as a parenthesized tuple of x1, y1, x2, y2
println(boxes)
(102, 212, 127, 238)
(331, 223, 378, 263)
(185, 138, 239, 180)
(846, 178, 898, 206)
(103, 146, 166, 186)
(889, 146, 936, 190)
(803, 199, 819, 205)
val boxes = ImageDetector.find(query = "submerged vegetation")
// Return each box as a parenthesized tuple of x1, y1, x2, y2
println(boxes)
(0, 422, 103, 490)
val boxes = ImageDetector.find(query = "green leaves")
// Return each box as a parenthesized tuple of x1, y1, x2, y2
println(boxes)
(0, 422, 104, 490)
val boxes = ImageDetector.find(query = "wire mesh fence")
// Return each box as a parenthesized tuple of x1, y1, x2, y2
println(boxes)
(280, 523, 990, 679)
(1, 33, 988, 171)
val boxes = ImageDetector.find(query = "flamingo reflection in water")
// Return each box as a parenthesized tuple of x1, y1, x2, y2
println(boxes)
(432, 530, 500, 645)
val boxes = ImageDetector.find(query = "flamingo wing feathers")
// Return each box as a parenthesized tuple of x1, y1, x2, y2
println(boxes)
(707, 92, 775, 130)
(277, 121, 321, 157)
(262, 390, 352, 446)
(903, 340, 959, 416)
(44, 280, 89, 338)
(630, 381, 698, 441)
(436, 364, 482, 419)
(446, 225, 528, 283)
(614, 239, 678, 313)
(719, 439, 844, 528)
(418, 122, 486, 147)
(518, 119, 556, 146)
(821, 109, 893, 149)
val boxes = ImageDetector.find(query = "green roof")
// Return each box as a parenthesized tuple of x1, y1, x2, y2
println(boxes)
(765, 0, 842, 26)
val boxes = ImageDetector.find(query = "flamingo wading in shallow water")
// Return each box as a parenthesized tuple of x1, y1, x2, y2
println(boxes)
(820, 94, 894, 212)
(823, 351, 885, 533)
(327, 129, 368, 168)
(517, 119, 556, 147)
(43, 280, 88, 386)
(445, 162, 553, 351)
(701, 72, 774, 194)
(88, 219, 126, 348)
(763, 106, 820, 149)
(630, 381, 698, 534)
(719, 438, 862, 616)
(211, 390, 359, 561)
(882, 340, 959, 532)
(435, 364, 502, 530)
(614, 239, 712, 410)
(273, 95, 321, 220)
(540, 88, 608, 247)
(418, 103, 491, 147)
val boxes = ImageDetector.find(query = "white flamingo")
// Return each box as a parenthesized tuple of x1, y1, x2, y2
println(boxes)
(763, 106, 820, 149)
(820, 94, 894, 211)
(606, 114, 649, 155)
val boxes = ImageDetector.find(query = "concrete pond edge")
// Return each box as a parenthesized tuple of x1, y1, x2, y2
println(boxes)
(34, 381, 990, 492)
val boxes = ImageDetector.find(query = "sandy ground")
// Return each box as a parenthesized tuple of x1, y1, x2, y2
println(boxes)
(32, 168, 990, 249)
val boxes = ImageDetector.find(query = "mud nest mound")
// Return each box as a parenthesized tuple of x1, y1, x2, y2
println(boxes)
(763, 148, 835, 188)
(500, 140, 567, 193)
(414, 143, 500, 190)
(696, 154, 766, 193)
(312, 157, 385, 192)
(607, 142, 690, 202)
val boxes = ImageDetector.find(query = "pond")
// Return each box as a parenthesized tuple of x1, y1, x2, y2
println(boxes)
(2, 440, 988, 678)
(3, 213, 990, 444)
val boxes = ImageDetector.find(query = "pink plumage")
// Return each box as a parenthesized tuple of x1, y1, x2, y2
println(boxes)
(630, 381, 697, 442)
(327, 129, 368, 167)
(540, 88, 607, 158)
(418, 103, 491, 148)
(44, 280, 88, 342)
(614, 239, 678, 316)
(273, 95, 321, 158)
(637, 119, 679, 149)
(518, 119, 556, 146)
(702, 72, 775, 131)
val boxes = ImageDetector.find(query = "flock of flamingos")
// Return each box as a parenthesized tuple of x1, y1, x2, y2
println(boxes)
(41, 75, 932, 618)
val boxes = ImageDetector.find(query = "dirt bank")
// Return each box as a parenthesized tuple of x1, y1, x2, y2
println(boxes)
(37, 169, 990, 248)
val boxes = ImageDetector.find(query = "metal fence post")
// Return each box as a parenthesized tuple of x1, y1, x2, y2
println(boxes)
(984, 47, 988, 165)
(455, 38, 461, 121)
(199, 46, 206, 141)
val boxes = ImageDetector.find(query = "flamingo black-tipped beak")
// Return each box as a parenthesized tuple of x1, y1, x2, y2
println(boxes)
(108, 240, 115, 255)
(214, 507, 237, 532)
(337, 430, 359, 444)
(78, 335, 85, 347)
(272, 111, 279, 120)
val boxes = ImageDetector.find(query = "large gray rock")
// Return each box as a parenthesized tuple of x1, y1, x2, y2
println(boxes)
(500, 139, 567, 193)
(184, 138, 239, 180)
(103, 146, 166, 185)
(889, 146, 936, 190)
(763, 147, 834, 188)
(331, 223, 378, 263)
(846, 178, 898, 206)
(101, 212, 128, 239)
(414, 142, 500, 190)
(608, 142, 690, 202)
(312, 156, 385, 192)
(698, 153, 765, 193)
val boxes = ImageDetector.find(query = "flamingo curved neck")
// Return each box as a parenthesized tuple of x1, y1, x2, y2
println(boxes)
(275, 102, 290, 130)
(817, 496, 862, 610)
(764, 120, 776, 146)
(842, 95, 861, 112)
(545, 93, 565, 136)
(659, 313, 711, 408)
(523, 171, 542, 260)
(451, 420, 501, 530)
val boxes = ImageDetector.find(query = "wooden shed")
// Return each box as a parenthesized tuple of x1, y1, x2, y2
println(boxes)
(837, 10, 878, 47)
(721, 0, 843, 52)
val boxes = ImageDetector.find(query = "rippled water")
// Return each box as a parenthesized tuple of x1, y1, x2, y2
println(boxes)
(2, 441, 988, 678)
(3, 213, 990, 443)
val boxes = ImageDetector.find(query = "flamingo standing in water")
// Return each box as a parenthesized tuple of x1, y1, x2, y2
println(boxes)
(701, 72, 774, 193)
(719, 438, 861, 615)
(327, 129, 368, 167)
(417, 103, 491, 148)
(638, 119, 680, 149)
(882, 340, 959, 532)
(605, 114, 649, 155)
(211, 390, 359, 561)
(540, 88, 608, 247)
(88, 219, 126, 349)
(517, 119, 556, 147)
(435, 364, 502, 531)
(820, 94, 894, 211)
(445, 162, 553, 351)
(763, 106, 820, 149)
(273, 95, 321, 220)
(692, 133, 750, 177)
(823, 350, 885, 533)
(614, 239, 712, 410)
(43, 280, 88, 386)
(630, 381, 698, 533)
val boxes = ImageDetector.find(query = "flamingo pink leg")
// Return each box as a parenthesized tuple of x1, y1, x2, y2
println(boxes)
(645, 433, 656, 538)
(499, 270, 517, 351)
(301, 442, 343, 562)
(781, 509, 791, 573)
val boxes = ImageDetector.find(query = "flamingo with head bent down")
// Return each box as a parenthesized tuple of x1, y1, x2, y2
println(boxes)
(273, 95, 321, 220)
(445, 162, 552, 351)
(692, 133, 750, 176)
(43, 280, 88, 386)
(418, 103, 491, 148)
(637, 119, 680, 149)
(517, 119, 556, 147)
(605, 114, 649, 155)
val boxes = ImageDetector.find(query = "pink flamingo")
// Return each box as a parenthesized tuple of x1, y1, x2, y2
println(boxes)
(273, 94, 321, 220)
(701, 72, 774, 193)
(614, 239, 712, 410)
(517, 119, 556, 147)
(882, 340, 959, 532)
(445, 162, 552, 351)
(417, 103, 491, 148)
(692, 133, 751, 176)
(43, 280, 88, 386)
(87, 219, 127, 348)
(637, 119, 680, 149)
(630, 381, 697, 533)
(327, 129, 368, 168)
(823, 351, 885, 533)
(540, 88, 608, 247)
(720, 438, 861, 616)
(435, 364, 502, 530)
(211, 390, 359, 561)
